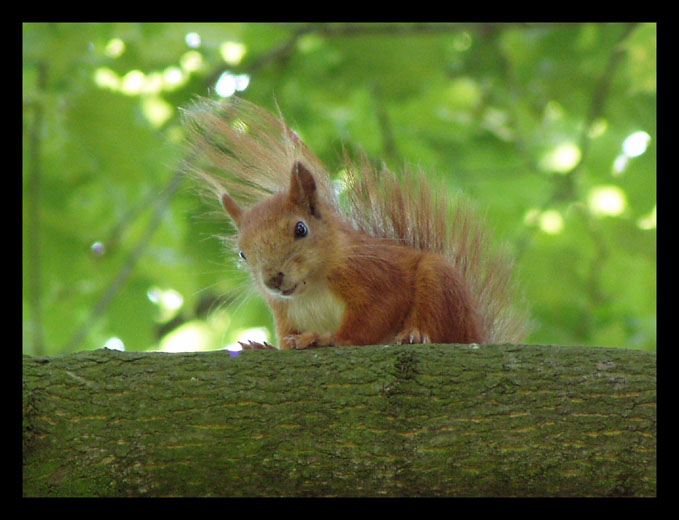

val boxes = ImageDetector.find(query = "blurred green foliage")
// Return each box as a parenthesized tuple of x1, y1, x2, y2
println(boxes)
(22, 23, 656, 355)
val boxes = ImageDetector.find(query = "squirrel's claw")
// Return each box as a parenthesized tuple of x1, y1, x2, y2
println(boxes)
(395, 328, 431, 345)
(238, 340, 277, 350)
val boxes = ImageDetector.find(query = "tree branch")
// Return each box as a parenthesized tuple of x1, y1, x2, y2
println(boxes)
(23, 344, 656, 497)
(297, 22, 575, 37)
(207, 23, 574, 90)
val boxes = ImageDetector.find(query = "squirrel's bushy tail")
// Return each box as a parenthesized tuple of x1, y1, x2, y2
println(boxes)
(340, 158, 529, 343)
(181, 96, 336, 208)
(182, 96, 528, 343)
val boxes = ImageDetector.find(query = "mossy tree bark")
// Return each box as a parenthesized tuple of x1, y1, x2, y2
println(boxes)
(23, 344, 656, 497)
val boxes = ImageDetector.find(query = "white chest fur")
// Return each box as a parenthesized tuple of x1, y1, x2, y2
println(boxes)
(287, 285, 346, 334)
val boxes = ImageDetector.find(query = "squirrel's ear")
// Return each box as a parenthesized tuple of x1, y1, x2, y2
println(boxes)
(289, 161, 321, 218)
(221, 192, 243, 229)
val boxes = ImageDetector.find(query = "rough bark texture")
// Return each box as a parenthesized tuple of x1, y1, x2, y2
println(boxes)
(22, 344, 656, 497)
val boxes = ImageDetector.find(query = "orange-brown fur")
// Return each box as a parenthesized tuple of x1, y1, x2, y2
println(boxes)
(182, 97, 528, 349)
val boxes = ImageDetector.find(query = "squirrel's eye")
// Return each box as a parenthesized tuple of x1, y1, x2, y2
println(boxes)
(294, 221, 308, 239)
(238, 250, 247, 262)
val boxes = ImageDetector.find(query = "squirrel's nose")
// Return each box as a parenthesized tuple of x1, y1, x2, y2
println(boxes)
(265, 271, 285, 291)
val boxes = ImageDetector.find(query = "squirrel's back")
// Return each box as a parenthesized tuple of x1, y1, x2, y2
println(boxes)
(182, 96, 528, 344)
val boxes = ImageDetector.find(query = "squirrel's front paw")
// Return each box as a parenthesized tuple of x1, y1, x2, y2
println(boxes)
(395, 328, 431, 345)
(285, 332, 337, 350)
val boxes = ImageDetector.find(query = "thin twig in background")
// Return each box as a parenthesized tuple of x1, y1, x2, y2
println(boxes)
(576, 22, 639, 173)
(372, 86, 401, 165)
(62, 170, 185, 353)
(514, 22, 640, 261)
(289, 22, 574, 37)
(206, 24, 317, 89)
(26, 61, 48, 356)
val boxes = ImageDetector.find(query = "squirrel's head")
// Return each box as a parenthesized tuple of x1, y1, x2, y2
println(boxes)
(221, 161, 337, 300)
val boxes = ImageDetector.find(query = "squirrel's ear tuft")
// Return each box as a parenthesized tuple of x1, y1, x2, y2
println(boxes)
(221, 192, 243, 228)
(290, 161, 321, 218)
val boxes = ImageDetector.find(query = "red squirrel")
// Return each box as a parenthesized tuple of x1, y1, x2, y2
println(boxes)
(183, 97, 528, 350)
